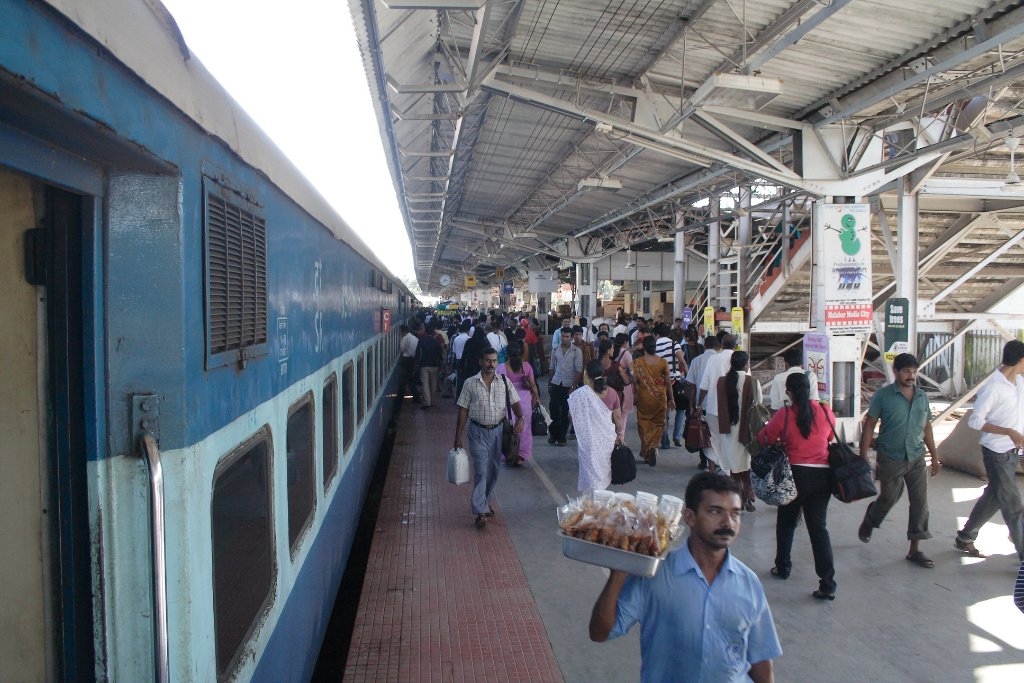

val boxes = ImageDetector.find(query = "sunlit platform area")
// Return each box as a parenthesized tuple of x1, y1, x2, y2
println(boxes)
(337, 390, 1023, 683)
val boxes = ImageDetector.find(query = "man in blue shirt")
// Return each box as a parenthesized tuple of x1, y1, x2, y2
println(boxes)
(589, 472, 782, 683)
(858, 353, 941, 568)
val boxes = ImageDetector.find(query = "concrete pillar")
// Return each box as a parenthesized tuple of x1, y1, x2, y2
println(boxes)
(673, 217, 685, 319)
(575, 261, 596, 320)
(708, 198, 720, 311)
(811, 200, 827, 330)
(897, 179, 919, 355)
(737, 186, 752, 308)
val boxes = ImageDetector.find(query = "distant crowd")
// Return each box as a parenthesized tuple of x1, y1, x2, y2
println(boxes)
(397, 305, 1024, 682)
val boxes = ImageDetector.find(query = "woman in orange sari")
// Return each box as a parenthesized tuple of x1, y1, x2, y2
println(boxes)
(631, 335, 673, 466)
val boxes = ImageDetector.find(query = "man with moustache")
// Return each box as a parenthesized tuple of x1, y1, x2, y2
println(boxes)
(589, 472, 782, 683)
(454, 348, 525, 529)
(858, 353, 941, 568)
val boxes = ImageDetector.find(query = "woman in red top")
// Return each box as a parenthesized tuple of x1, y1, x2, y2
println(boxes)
(758, 372, 837, 600)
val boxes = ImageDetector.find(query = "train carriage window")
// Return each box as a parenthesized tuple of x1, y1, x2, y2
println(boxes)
(357, 353, 366, 425)
(322, 374, 339, 490)
(211, 428, 275, 681)
(203, 175, 269, 369)
(367, 347, 375, 404)
(342, 362, 354, 453)
(286, 394, 316, 553)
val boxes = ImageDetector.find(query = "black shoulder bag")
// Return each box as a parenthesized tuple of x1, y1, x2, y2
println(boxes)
(500, 376, 522, 465)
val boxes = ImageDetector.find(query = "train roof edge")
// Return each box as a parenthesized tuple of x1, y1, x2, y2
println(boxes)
(39, 0, 408, 289)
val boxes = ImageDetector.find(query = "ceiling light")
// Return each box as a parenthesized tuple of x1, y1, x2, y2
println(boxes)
(1003, 136, 1024, 191)
(515, 231, 538, 239)
(577, 177, 623, 192)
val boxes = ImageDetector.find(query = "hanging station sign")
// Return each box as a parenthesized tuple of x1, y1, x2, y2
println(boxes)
(818, 203, 873, 330)
(884, 297, 910, 364)
(464, 274, 477, 287)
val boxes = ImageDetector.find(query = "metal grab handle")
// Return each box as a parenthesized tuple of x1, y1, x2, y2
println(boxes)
(139, 433, 170, 683)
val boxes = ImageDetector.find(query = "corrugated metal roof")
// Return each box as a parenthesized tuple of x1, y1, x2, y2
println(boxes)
(350, 0, 1024, 320)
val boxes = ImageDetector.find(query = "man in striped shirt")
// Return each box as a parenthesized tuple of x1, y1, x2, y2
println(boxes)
(655, 325, 688, 449)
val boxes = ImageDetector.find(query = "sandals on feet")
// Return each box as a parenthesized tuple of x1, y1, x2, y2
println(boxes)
(905, 551, 935, 568)
(954, 538, 985, 557)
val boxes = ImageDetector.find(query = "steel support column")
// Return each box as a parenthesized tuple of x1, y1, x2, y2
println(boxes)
(897, 179, 919, 354)
(575, 262, 596, 320)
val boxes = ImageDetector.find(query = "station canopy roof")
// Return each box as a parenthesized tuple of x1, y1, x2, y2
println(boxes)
(350, 0, 1024, 301)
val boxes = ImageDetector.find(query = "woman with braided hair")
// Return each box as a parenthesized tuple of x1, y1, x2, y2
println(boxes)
(713, 351, 762, 511)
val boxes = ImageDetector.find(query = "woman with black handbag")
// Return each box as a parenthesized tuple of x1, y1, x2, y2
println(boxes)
(497, 340, 540, 465)
(757, 372, 838, 601)
(568, 360, 624, 491)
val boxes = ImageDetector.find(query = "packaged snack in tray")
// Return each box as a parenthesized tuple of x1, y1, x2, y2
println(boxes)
(557, 490, 678, 558)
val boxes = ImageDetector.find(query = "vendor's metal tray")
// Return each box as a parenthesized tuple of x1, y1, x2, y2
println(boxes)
(560, 532, 679, 577)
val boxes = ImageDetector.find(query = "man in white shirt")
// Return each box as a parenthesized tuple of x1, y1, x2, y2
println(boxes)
(399, 322, 421, 401)
(769, 348, 820, 411)
(685, 335, 720, 470)
(451, 319, 472, 397)
(551, 316, 573, 348)
(954, 339, 1024, 561)
(695, 334, 738, 469)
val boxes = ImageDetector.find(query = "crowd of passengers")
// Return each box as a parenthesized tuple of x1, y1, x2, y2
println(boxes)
(397, 305, 1024, 683)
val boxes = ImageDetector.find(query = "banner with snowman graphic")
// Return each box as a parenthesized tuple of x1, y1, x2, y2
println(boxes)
(818, 203, 873, 330)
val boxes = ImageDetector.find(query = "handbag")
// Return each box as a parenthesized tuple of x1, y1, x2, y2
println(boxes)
(610, 443, 637, 485)
(500, 376, 522, 465)
(531, 405, 548, 436)
(826, 412, 877, 503)
(750, 408, 797, 506)
(684, 415, 712, 452)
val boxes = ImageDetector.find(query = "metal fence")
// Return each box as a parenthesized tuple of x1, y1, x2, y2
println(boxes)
(919, 328, 1022, 390)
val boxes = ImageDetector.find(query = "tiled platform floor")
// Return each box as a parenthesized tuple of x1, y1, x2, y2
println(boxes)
(343, 398, 564, 683)
(343, 381, 1024, 683)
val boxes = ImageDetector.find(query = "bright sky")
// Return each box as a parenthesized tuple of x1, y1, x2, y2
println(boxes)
(160, 0, 416, 282)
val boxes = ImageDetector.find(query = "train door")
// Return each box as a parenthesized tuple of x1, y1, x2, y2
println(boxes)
(0, 170, 95, 680)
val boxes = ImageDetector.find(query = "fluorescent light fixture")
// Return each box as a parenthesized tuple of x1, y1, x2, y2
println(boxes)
(1003, 136, 1023, 191)
(515, 231, 538, 239)
(577, 177, 623, 192)
(690, 73, 783, 111)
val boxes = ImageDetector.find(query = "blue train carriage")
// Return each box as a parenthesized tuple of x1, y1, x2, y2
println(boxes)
(0, 1, 412, 680)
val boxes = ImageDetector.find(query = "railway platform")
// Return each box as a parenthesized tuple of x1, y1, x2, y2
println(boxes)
(335, 388, 1023, 683)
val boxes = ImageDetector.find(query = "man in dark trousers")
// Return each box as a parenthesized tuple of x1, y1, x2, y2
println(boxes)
(548, 329, 582, 447)
(858, 353, 941, 568)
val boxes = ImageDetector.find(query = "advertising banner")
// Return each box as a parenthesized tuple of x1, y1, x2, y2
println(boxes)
(818, 203, 873, 330)
(803, 332, 830, 402)
(731, 307, 744, 348)
(682, 306, 692, 329)
(703, 307, 715, 335)
(465, 274, 477, 287)
(884, 297, 910, 364)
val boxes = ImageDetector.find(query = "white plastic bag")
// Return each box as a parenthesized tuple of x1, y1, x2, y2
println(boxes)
(447, 447, 470, 485)
(538, 404, 553, 427)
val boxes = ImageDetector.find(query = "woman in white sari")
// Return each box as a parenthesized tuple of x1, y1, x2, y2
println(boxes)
(569, 360, 624, 492)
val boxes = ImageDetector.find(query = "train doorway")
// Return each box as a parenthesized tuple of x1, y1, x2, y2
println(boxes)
(0, 171, 95, 681)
